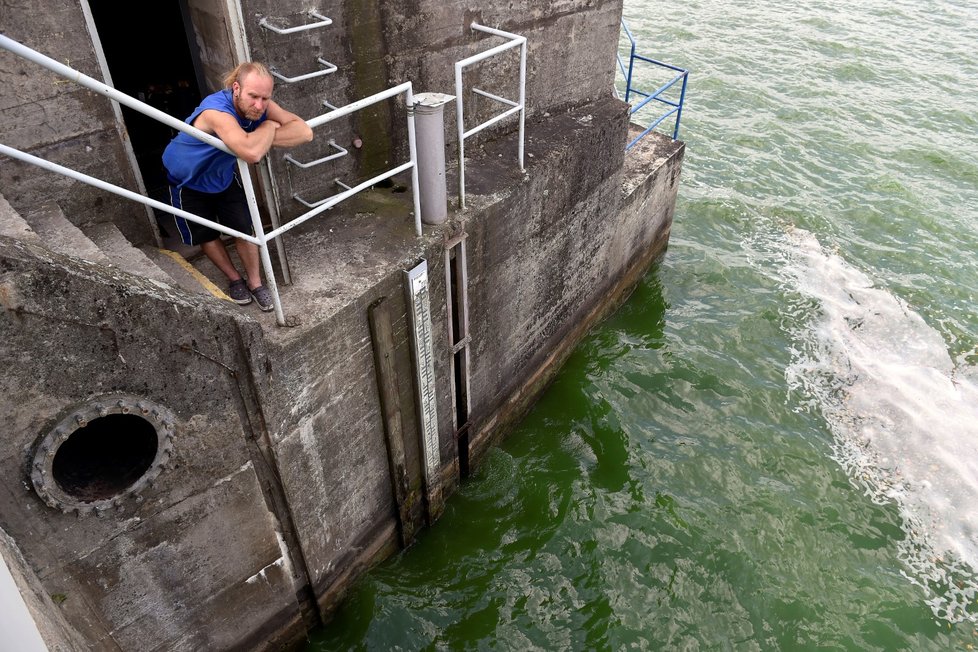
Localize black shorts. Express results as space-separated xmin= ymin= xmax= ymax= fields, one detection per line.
xmin=168 ymin=179 xmax=254 ymax=246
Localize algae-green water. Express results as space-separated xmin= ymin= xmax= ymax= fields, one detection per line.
xmin=306 ymin=0 xmax=978 ymax=648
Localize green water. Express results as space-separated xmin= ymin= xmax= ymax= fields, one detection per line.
xmin=307 ymin=1 xmax=978 ymax=648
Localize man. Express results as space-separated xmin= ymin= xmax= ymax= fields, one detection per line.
xmin=162 ymin=62 xmax=313 ymax=311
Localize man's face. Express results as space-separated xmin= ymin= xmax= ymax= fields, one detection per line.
xmin=233 ymin=72 xmax=273 ymax=121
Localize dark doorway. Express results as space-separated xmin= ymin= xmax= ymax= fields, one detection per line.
xmin=88 ymin=0 xmax=203 ymax=206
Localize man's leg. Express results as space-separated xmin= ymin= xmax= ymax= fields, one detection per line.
xmin=200 ymin=238 xmax=244 ymax=283
xmin=235 ymin=239 xmax=262 ymax=290
xmin=216 ymin=179 xmax=273 ymax=311
xmin=236 ymin=239 xmax=274 ymax=312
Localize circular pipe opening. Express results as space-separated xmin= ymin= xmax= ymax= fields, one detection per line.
xmin=52 ymin=414 xmax=158 ymax=502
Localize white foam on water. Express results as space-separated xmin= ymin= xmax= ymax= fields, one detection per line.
xmin=771 ymin=227 xmax=978 ymax=623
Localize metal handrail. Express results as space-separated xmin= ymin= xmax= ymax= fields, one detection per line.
xmin=0 ymin=144 xmax=259 ymax=246
xmin=617 ymin=19 xmax=689 ymax=149
xmin=259 ymin=10 xmax=333 ymax=35
xmin=0 ymin=34 xmax=423 ymax=327
xmin=454 ymin=22 xmax=527 ymax=210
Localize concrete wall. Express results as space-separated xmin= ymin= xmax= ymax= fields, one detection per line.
xmin=255 ymin=272 xmax=442 ymax=613
xmin=239 ymin=0 xmax=623 ymax=220
xmin=0 ymin=238 xmax=308 ymax=650
xmin=0 ymin=2 xmax=146 ymax=242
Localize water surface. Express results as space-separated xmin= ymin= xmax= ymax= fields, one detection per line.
xmin=307 ymin=1 xmax=978 ymax=648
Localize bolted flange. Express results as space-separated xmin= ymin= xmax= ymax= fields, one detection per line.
xmin=30 ymin=394 xmax=177 ymax=517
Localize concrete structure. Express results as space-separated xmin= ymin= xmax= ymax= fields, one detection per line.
xmin=1 ymin=1 xmax=684 ymax=649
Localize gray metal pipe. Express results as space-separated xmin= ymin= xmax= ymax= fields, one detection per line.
xmin=412 ymin=93 xmax=455 ymax=225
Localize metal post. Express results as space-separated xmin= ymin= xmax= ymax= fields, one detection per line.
xmin=405 ymin=85 xmax=424 ymax=237
xmin=674 ymin=73 xmax=689 ymax=140
xmin=258 ymin=161 xmax=291 ymax=285
xmin=518 ymin=40 xmax=526 ymax=171
xmin=454 ymin=63 xmax=467 ymax=211
xmin=236 ymin=160 xmax=286 ymax=325
xmin=412 ymin=93 xmax=455 ymax=225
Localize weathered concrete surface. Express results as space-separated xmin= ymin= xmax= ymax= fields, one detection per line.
xmin=453 ymin=112 xmax=684 ymax=463
xmin=0 ymin=237 xmax=309 ymax=650
xmin=239 ymin=0 xmax=623 ymax=222
xmin=466 ymin=125 xmax=684 ymax=462
xmin=0 ymin=2 xmax=146 ymax=243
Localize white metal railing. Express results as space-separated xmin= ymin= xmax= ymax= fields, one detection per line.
xmin=286 ymin=82 xmax=422 ymax=224
xmin=454 ymin=23 xmax=527 ymax=210
xmin=0 ymin=33 xmax=423 ymax=327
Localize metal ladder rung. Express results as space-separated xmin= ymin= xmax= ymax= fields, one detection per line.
xmin=271 ymin=58 xmax=337 ymax=84
xmin=292 ymin=179 xmax=351 ymax=208
xmin=260 ymin=10 xmax=332 ymax=35
xmin=284 ymin=139 xmax=348 ymax=169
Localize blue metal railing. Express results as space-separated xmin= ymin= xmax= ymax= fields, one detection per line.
xmin=617 ymin=19 xmax=689 ymax=150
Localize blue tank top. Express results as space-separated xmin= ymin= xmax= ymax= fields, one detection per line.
xmin=162 ymin=89 xmax=267 ymax=193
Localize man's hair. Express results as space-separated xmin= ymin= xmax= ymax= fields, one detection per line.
xmin=223 ymin=62 xmax=272 ymax=89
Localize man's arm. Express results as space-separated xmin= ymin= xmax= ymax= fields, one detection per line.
xmin=266 ymin=100 xmax=314 ymax=147
xmin=196 ymin=109 xmax=280 ymax=164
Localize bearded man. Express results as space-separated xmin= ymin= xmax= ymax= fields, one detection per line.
xmin=162 ymin=62 xmax=313 ymax=311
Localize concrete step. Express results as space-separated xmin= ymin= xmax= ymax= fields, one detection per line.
xmin=0 ymin=192 xmax=42 ymax=245
xmin=140 ymin=246 xmax=232 ymax=302
xmin=83 ymin=222 xmax=174 ymax=285
xmin=21 ymin=201 xmax=110 ymax=265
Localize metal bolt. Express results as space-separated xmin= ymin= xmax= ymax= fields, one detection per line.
xmin=96 ymin=404 xmax=107 ymax=417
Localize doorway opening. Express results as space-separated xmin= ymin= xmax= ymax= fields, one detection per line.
xmin=88 ymin=0 xmax=204 ymax=211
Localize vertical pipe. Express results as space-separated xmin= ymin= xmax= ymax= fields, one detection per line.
xmin=454 ymin=63 xmax=466 ymax=210
xmin=405 ymin=85 xmax=423 ymax=236
xmin=674 ymin=72 xmax=689 ymax=140
xmin=625 ymin=24 xmax=636 ymax=103
xmin=413 ymin=93 xmax=454 ymax=225
xmin=237 ymin=160 xmax=285 ymax=325
xmin=518 ymin=39 xmax=526 ymax=171
xmin=258 ymin=161 xmax=291 ymax=285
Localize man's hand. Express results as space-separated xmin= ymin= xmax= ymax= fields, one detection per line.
xmin=196 ymin=110 xmax=279 ymax=164
xmin=266 ymin=101 xmax=314 ymax=147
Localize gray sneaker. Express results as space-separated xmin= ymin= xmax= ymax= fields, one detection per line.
xmin=227 ymin=279 xmax=252 ymax=305
xmin=251 ymin=285 xmax=274 ymax=312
